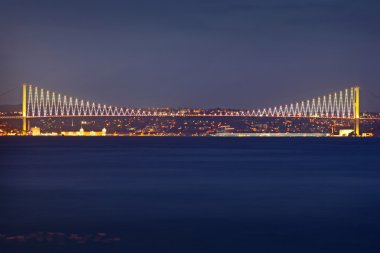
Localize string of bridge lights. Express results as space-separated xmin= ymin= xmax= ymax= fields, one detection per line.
xmin=26 ymin=85 xmax=355 ymax=118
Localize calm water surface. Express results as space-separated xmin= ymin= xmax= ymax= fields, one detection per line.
xmin=1 ymin=137 xmax=380 ymax=252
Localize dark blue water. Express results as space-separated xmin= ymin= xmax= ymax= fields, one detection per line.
xmin=1 ymin=137 xmax=380 ymax=253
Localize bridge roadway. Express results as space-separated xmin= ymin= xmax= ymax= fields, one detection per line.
xmin=1 ymin=115 xmax=379 ymax=120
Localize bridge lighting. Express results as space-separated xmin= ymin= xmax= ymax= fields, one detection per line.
xmin=19 ymin=83 xmax=360 ymax=132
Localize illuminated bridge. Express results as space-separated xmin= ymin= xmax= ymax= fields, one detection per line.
xmin=2 ymin=83 xmax=362 ymax=135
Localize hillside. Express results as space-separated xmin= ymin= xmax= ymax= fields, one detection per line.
xmin=0 ymin=104 xmax=21 ymax=112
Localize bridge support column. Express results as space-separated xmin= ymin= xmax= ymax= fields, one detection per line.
xmin=354 ymin=85 xmax=360 ymax=136
xmin=22 ymin=83 xmax=27 ymax=135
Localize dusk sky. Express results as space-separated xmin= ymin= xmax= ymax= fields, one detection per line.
xmin=1 ymin=0 xmax=380 ymax=110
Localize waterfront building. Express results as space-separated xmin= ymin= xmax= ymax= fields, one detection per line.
xmin=31 ymin=127 xmax=41 ymax=136
xmin=61 ymin=127 xmax=107 ymax=136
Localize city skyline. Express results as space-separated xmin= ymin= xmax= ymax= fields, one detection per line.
xmin=2 ymin=83 xmax=376 ymax=137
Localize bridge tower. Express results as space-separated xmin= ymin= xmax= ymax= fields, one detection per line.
xmin=22 ymin=83 xmax=27 ymax=134
xmin=353 ymin=85 xmax=360 ymax=136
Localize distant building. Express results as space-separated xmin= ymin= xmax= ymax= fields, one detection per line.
xmin=217 ymin=125 xmax=235 ymax=133
xmin=31 ymin=127 xmax=41 ymax=136
xmin=61 ymin=127 xmax=107 ymax=136
xmin=339 ymin=129 xmax=354 ymax=137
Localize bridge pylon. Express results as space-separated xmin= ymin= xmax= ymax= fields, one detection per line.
xmin=354 ymin=85 xmax=360 ymax=136
xmin=22 ymin=83 xmax=27 ymax=135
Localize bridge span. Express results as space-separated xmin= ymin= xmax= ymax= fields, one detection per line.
xmin=1 ymin=83 xmax=363 ymax=136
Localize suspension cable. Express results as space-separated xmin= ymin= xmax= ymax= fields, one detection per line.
xmin=0 ymin=85 xmax=19 ymax=98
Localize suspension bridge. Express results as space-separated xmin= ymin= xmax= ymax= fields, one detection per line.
xmin=1 ymin=83 xmax=361 ymax=136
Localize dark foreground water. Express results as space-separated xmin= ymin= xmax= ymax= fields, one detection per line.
xmin=1 ymin=137 xmax=380 ymax=253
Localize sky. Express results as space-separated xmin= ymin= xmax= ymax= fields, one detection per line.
xmin=1 ymin=0 xmax=380 ymax=110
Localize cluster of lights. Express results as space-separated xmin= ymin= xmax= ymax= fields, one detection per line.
xmin=243 ymin=88 xmax=355 ymax=118
xmin=26 ymin=85 xmax=355 ymax=119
